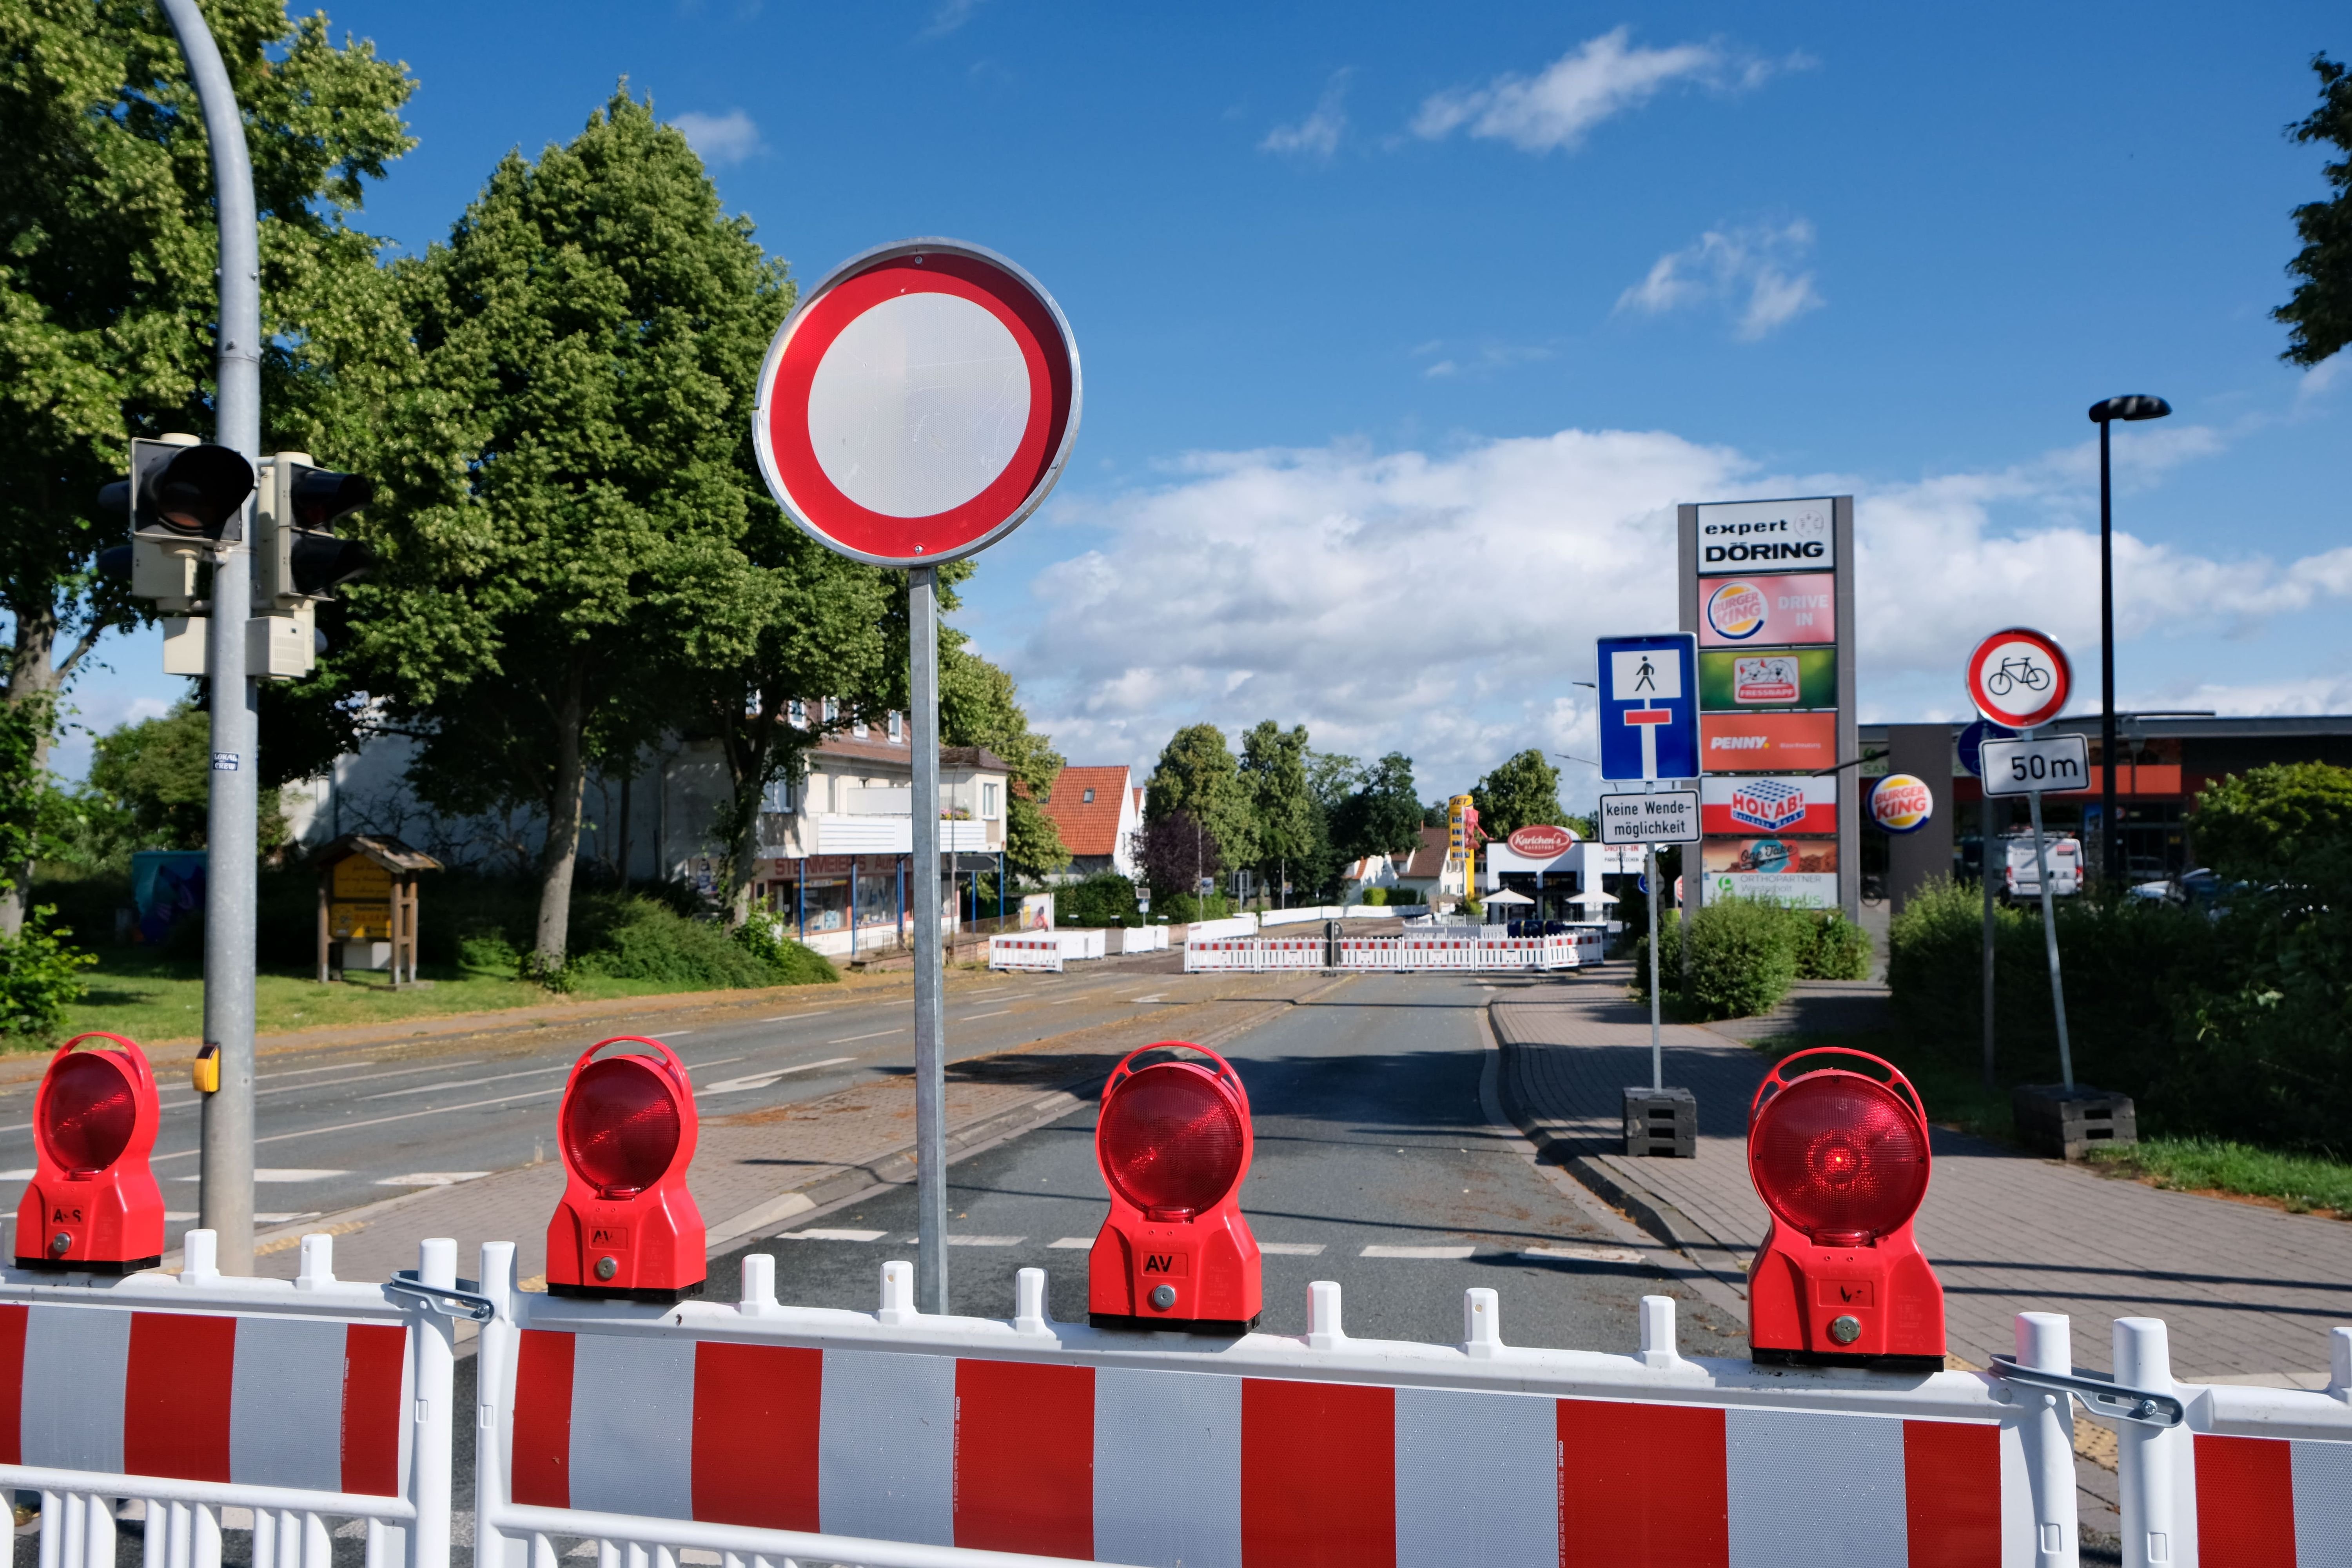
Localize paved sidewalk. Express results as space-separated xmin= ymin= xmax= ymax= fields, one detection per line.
xmin=242 ymin=972 xmax=1343 ymax=1289
xmin=1492 ymin=969 xmax=2352 ymax=1384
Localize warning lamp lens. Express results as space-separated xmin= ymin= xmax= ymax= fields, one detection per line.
xmin=1098 ymin=1062 xmax=1245 ymax=1216
xmin=41 ymin=1052 xmax=137 ymax=1175
xmin=1751 ymin=1073 xmax=1928 ymax=1243
xmin=561 ymin=1057 xmax=681 ymax=1197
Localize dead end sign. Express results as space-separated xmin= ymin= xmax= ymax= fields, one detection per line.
xmin=752 ymin=239 xmax=1080 ymax=568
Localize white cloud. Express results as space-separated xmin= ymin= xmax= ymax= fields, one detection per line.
xmin=1617 ymin=219 xmax=1824 ymax=340
xmin=1412 ymin=27 xmax=1802 ymax=153
xmin=1261 ymin=73 xmax=1350 ymax=162
xmin=999 ymin=421 xmax=2351 ymax=795
xmin=671 ymin=109 xmax=762 ymax=167
xmin=918 ymin=0 xmax=983 ymax=39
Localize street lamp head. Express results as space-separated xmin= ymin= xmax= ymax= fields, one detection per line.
xmin=2088 ymin=395 xmax=2172 ymax=423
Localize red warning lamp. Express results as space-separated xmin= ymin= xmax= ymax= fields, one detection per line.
xmin=1747 ymin=1047 xmax=1945 ymax=1370
xmin=1089 ymin=1042 xmax=1262 ymax=1333
xmin=16 ymin=1033 xmax=164 ymax=1272
xmin=547 ymin=1037 xmax=705 ymax=1302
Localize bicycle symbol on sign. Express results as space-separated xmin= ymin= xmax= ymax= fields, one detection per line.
xmin=1984 ymin=656 xmax=2052 ymax=698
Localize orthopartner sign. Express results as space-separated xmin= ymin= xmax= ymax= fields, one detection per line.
xmin=1694 ymin=497 xmax=1835 ymax=575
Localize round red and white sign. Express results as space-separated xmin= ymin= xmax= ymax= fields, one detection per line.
xmin=1866 ymin=774 xmax=1935 ymax=835
xmin=1965 ymin=627 xmax=2071 ymax=730
xmin=752 ymin=238 xmax=1080 ymax=567
xmin=1506 ymin=824 xmax=1577 ymax=858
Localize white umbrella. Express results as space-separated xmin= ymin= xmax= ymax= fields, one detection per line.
xmin=1482 ymin=887 xmax=1534 ymax=906
xmin=1568 ymin=889 xmax=1618 ymax=906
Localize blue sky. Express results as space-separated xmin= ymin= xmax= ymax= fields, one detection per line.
xmin=63 ymin=2 xmax=2352 ymax=806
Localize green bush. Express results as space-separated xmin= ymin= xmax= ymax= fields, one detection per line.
xmin=0 ymin=907 xmax=99 ymax=1039
xmin=1356 ymin=886 xmax=1389 ymax=906
xmin=1054 ymin=873 xmax=1141 ymax=928
xmin=1682 ymin=898 xmax=1801 ymax=1019
xmin=571 ymin=897 xmax=829 ymax=989
xmin=733 ymin=913 xmax=840 ymax=985
xmin=1794 ymin=911 xmax=1872 ymax=981
xmin=1157 ymin=890 xmax=1231 ymax=924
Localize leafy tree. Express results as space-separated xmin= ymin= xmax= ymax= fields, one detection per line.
xmin=1471 ymin=749 xmax=1566 ymax=838
xmin=82 ymin=703 xmax=287 ymax=853
xmin=2190 ymin=761 xmax=2352 ymax=880
xmin=1145 ymin=724 xmax=1255 ymax=872
xmin=350 ymin=92 xmax=779 ymax=971
xmin=1240 ymin=720 xmax=1318 ymax=901
xmin=1134 ymin=808 xmax=1220 ymax=904
xmin=1330 ymin=751 xmax=1422 ymax=860
xmin=941 ymin=640 xmax=1068 ymax=882
xmin=0 ymin=0 xmax=414 ymax=930
xmin=2277 ymin=54 xmax=2352 ymax=367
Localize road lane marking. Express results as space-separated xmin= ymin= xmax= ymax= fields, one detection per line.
xmin=699 ymin=1057 xmax=857 ymax=1095
xmin=941 ymin=1236 xmax=1023 ymax=1247
xmin=377 ymin=1172 xmax=490 ymax=1188
xmin=1520 ymin=1244 xmax=1647 ymax=1265
xmin=172 ymin=1169 xmax=346 ymax=1183
xmin=829 ymin=1029 xmax=904 ymax=1044
xmin=760 ymin=1013 xmax=832 ymax=1022
xmin=1258 ymin=1242 xmax=1327 ymax=1256
xmin=151 ymin=1082 xmax=571 ymax=1161
xmin=360 ymin=1062 xmax=571 ymax=1101
xmin=688 ymin=1056 xmax=747 ymax=1071
xmin=260 ymin=1061 xmax=380 ymax=1079
xmin=963 ymin=1009 xmax=1012 ymax=1020
xmin=22 ymin=1059 xmax=483 ymax=1129
xmin=649 ymin=1031 xmax=695 ymax=1039
xmin=784 ymin=1229 xmax=886 ymax=1242
xmin=1360 ymin=1245 xmax=1476 ymax=1260
xmin=1047 ymin=1237 xmax=1093 ymax=1249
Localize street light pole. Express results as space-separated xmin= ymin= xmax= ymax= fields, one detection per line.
xmin=159 ymin=0 xmax=260 ymax=1274
xmin=2087 ymin=394 xmax=2171 ymax=889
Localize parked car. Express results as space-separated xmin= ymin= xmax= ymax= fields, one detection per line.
xmin=2004 ymin=835 xmax=2082 ymax=898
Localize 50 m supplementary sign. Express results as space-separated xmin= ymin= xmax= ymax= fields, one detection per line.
xmin=1599 ymin=791 xmax=1700 ymax=846
xmin=1979 ymin=734 xmax=2090 ymax=798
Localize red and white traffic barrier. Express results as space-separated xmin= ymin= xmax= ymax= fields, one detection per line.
xmin=2091 ymin=1316 xmax=2352 ymax=1568
xmin=987 ymin=936 xmax=1062 ymax=973
xmin=0 ymin=1231 xmax=461 ymax=1568
xmin=474 ymin=1245 xmax=2067 ymax=1568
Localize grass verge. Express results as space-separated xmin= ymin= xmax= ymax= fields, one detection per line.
xmin=2085 ymin=1139 xmax=2352 ymax=1218
xmin=42 ymin=946 xmax=836 ymax=1052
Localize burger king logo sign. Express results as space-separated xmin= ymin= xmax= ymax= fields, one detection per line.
xmin=1705 ymin=580 xmax=1768 ymax=641
xmin=1867 ymin=774 xmax=1935 ymax=835
xmin=1506 ymin=824 xmax=1577 ymax=859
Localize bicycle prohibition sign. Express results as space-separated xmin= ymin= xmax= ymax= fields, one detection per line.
xmin=1966 ymin=627 xmax=2071 ymax=730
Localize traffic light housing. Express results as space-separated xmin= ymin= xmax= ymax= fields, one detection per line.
xmin=15 ymin=1033 xmax=165 ymax=1274
xmin=1746 ymin=1047 xmax=1945 ymax=1371
xmin=546 ymin=1036 xmax=706 ymax=1303
xmin=96 ymin=434 xmax=256 ymax=612
xmin=1088 ymin=1041 xmax=1263 ymax=1334
xmin=257 ymin=452 xmax=374 ymax=608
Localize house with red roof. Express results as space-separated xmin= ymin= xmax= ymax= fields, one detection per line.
xmin=1039 ymin=765 xmax=1142 ymax=881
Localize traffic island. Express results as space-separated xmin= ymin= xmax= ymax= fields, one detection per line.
xmin=2013 ymin=1083 xmax=2137 ymax=1161
xmin=1622 ymin=1085 xmax=1697 ymax=1157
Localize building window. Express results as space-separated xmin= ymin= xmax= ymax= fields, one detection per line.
xmin=1081 ymin=787 xmax=1094 ymax=804
xmin=982 ymin=783 xmax=1000 ymax=820
xmin=788 ymin=699 xmax=808 ymax=728
xmin=760 ymin=777 xmax=795 ymax=814
xmin=887 ymin=710 xmax=903 ymax=742
xmin=822 ymin=697 xmax=839 ymax=724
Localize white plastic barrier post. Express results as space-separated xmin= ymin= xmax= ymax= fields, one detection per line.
xmin=0 ymin=1231 xmax=461 ymax=1568
xmin=475 ymin=1246 xmax=2064 ymax=1568
xmin=2101 ymin=1318 xmax=2352 ymax=1568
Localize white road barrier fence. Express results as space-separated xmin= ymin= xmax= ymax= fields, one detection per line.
xmin=987 ymin=936 xmax=1063 ymax=973
xmin=0 ymin=1231 xmax=460 ymax=1568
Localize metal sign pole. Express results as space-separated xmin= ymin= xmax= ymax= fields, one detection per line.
xmin=1981 ymin=791 xmax=1998 ymax=1092
xmin=160 ymin=0 xmax=258 ymax=1274
xmin=1645 ymin=840 xmax=1662 ymax=1092
xmin=909 ymin=566 xmax=948 ymax=1314
xmin=2023 ymin=779 xmax=2074 ymax=1090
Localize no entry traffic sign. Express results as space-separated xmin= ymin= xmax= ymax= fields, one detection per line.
xmin=753 ymin=239 xmax=1081 ymax=567
xmin=1965 ymin=627 xmax=2071 ymax=731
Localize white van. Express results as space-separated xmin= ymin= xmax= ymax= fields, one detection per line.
xmin=2005 ymin=835 xmax=2083 ymax=898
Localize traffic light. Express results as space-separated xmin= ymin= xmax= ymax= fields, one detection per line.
xmin=96 ymin=434 xmax=257 ymax=612
xmin=1088 ymin=1041 xmax=1262 ymax=1333
xmin=1746 ymin=1047 xmax=1945 ymax=1370
xmin=15 ymin=1033 xmax=164 ymax=1273
xmin=547 ymin=1037 xmax=706 ymax=1302
xmin=256 ymin=452 xmax=374 ymax=608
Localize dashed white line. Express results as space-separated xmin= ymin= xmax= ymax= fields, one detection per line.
xmin=1360 ymin=1244 xmax=1477 ymax=1260
xmin=1047 ymin=1237 xmax=1094 ymax=1249
xmin=377 ymin=1172 xmax=489 ymax=1188
xmin=829 ymin=1029 xmax=905 ymax=1044
xmin=1258 ymin=1242 xmax=1327 ymax=1256
xmin=699 ymin=1058 xmax=857 ymax=1095
xmin=784 ymin=1228 xmax=887 ymax=1243
xmin=942 ymin=1236 xmax=1023 ymax=1247
xmin=963 ymin=1009 xmax=1012 ymax=1020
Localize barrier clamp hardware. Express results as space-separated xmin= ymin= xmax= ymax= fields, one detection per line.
xmin=388 ymin=1269 xmax=499 ymax=1323
xmin=1988 ymin=1355 xmax=2185 ymax=1427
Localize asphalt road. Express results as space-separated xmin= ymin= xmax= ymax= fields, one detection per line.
xmin=713 ymin=970 xmax=1750 ymax=1358
xmin=0 ymin=958 xmax=1185 ymax=1257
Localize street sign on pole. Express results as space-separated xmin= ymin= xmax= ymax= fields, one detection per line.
xmin=1979 ymin=734 xmax=2089 ymax=797
xmin=752 ymin=240 xmax=1080 ymax=1316
xmin=1956 ymin=717 xmax=2016 ymax=778
xmin=1597 ymin=634 xmax=1699 ymax=782
xmin=1965 ymin=627 xmax=2071 ymax=731
xmin=1598 ymin=791 xmax=1700 ymax=845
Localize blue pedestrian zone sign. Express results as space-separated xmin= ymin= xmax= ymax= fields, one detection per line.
xmin=1598 ymin=633 xmax=1699 ymax=782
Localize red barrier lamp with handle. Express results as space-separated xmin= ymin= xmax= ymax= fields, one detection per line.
xmin=1089 ymin=1042 xmax=1262 ymax=1333
xmin=1747 ymin=1047 xmax=1945 ymax=1370
xmin=548 ymin=1037 xmax=705 ymax=1302
xmin=17 ymin=1033 xmax=163 ymax=1272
